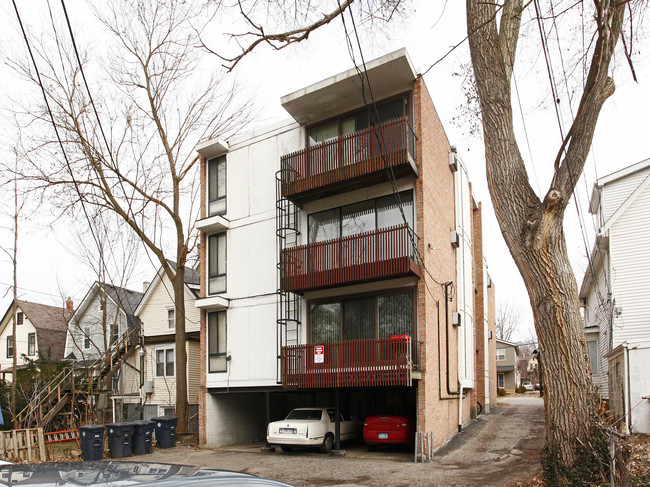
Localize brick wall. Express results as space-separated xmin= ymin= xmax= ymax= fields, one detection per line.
xmin=471 ymin=200 xmax=486 ymax=414
xmin=414 ymin=76 xmax=471 ymax=448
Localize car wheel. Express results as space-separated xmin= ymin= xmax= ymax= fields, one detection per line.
xmin=319 ymin=434 xmax=334 ymax=454
xmin=280 ymin=445 xmax=293 ymax=452
xmin=366 ymin=444 xmax=377 ymax=452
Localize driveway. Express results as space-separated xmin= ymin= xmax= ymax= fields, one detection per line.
xmin=135 ymin=394 xmax=545 ymax=486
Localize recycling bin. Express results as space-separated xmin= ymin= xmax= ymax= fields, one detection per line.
xmin=152 ymin=416 xmax=178 ymax=448
xmin=105 ymin=422 xmax=135 ymax=458
xmin=132 ymin=420 xmax=155 ymax=455
xmin=79 ymin=424 xmax=104 ymax=461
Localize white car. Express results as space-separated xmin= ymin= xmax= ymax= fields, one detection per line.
xmin=522 ymin=381 xmax=534 ymax=391
xmin=267 ymin=407 xmax=361 ymax=453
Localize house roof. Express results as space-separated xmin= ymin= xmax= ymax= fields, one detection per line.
xmin=98 ymin=282 xmax=144 ymax=330
xmin=589 ymin=157 xmax=650 ymax=213
xmin=0 ymin=300 xmax=72 ymax=361
xmin=136 ymin=261 xmax=199 ymax=316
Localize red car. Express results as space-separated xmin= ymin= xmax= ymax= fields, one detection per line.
xmin=363 ymin=415 xmax=415 ymax=450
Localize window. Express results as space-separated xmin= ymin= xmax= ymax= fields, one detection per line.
xmin=16 ymin=312 xmax=23 ymax=326
xmin=208 ymin=156 xmax=226 ymax=216
xmin=28 ymin=333 xmax=35 ymax=356
xmin=498 ymin=373 xmax=505 ymax=388
xmin=6 ymin=336 xmax=13 ymax=358
xmin=587 ymin=340 xmax=598 ymax=374
xmin=497 ymin=348 xmax=506 ymax=361
xmin=307 ymin=191 xmax=414 ymax=245
xmin=83 ymin=327 xmax=91 ymax=350
xmin=208 ymin=233 xmax=227 ymax=294
xmin=309 ymin=290 xmax=414 ymax=343
xmin=158 ymin=406 xmax=175 ymax=417
xmin=166 ymin=308 xmax=175 ymax=330
xmin=155 ymin=347 xmax=175 ymax=377
xmin=208 ymin=311 xmax=227 ymax=372
xmin=308 ymin=97 xmax=409 ymax=147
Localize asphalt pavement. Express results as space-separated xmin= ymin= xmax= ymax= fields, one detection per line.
xmin=134 ymin=393 xmax=545 ymax=486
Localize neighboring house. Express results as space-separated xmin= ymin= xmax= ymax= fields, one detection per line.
xmin=0 ymin=299 xmax=72 ymax=380
xmin=496 ymin=339 xmax=520 ymax=391
xmin=64 ymin=282 xmax=143 ymax=363
xmin=195 ymin=48 xmax=497 ymax=450
xmin=580 ymin=157 xmax=650 ymax=434
xmin=517 ymin=354 xmax=539 ymax=384
xmin=122 ymin=263 xmax=201 ymax=429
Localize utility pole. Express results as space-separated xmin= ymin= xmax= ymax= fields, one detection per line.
xmin=11 ymin=157 xmax=18 ymax=428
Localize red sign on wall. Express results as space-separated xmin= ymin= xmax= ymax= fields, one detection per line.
xmin=314 ymin=345 xmax=324 ymax=364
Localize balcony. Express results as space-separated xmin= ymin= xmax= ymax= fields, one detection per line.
xmin=282 ymin=337 xmax=418 ymax=389
xmin=280 ymin=117 xmax=417 ymax=204
xmin=281 ymin=224 xmax=420 ymax=293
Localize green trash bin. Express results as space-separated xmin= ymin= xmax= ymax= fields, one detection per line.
xmin=79 ymin=425 xmax=104 ymax=461
xmin=105 ymin=422 xmax=135 ymax=458
xmin=152 ymin=416 xmax=178 ymax=448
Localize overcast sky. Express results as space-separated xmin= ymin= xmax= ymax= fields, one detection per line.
xmin=1 ymin=1 xmax=648 ymax=343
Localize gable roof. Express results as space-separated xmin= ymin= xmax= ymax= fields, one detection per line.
xmin=589 ymin=157 xmax=650 ymax=213
xmin=71 ymin=281 xmax=144 ymax=331
xmin=136 ymin=261 xmax=199 ymax=316
xmin=600 ymin=172 xmax=650 ymax=235
xmin=0 ymin=300 xmax=72 ymax=360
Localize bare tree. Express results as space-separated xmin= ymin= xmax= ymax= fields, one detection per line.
xmin=196 ymin=0 xmax=641 ymax=480
xmin=495 ymin=300 xmax=522 ymax=341
xmin=9 ymin=0 xmax=252 ymax=431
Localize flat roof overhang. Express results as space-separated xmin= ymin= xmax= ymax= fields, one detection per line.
xmin=281 ymin=48 xmax=417 ymax=125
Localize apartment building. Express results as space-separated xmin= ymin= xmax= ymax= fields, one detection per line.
xmin=195 ymin=49 xmax=496 ymax=450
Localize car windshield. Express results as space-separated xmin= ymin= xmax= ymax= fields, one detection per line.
xmin=286 ymin=409 xmax=322 ymax=420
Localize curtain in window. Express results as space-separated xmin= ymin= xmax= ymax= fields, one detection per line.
xmin=310 ymin=303 xmax=341 ymax=343
xmin=378 ymin=292 xmax=413 ymax=338
xmin=308 ymin=121 xmax=338 ymax=147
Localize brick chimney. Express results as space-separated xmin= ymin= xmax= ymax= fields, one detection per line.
xmin=66 ymin=297 xmax=74 ymax=312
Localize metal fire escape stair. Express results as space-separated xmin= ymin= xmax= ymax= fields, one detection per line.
xmin=276 ymin=169 xmax=301 ymax=384
xmin=15 ymin=328 xmax=139 ymax=430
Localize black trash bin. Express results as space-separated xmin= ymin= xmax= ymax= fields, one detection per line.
xmin=105 ymin=422 xmax=135 ymax=458
xmin=152 ymin=416 xmax=178 ymax=448
xmin=132 ymin=420 xmax=155 ymax=455
xmin=79 ymin=425 xmax=104 ymax=461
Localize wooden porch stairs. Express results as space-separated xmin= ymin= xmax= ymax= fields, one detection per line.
xmin=15 ymin=327 xmax=139 ymax=430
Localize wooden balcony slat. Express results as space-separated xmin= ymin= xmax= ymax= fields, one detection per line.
xmin=281 ymin=337 xmax=415 ymax=389
xmin=280 ymin=118 xmax=416 ymax=202
xmin=281 ymin=224 xmax=419 ymax=293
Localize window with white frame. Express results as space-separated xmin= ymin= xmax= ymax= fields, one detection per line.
xmin=497 ymin=348 xmax=506 ymax=361
xmin=83 ymin=327 xmax=91 ymax=350
xmin=6 ymin=336 xmax=13 ymax=358
xmin=166 ymin=308 xmax=175 ymax=330
xmin=208 ymin=156 xmax=226 ymax=216
xmin=208 ymin=311 xmax=227 ymax=372
xmin=497 ymin=373 xmax=505 ymax=388
xmin=155 ymin=346 xmax=175 ymax=377
xmin=28 ymin=333 xmax=36 ymax=356
xmin=208 ymin=233 xmax=227 ymax=294
xmin=158 ymin=406 xmax=175 ymax=417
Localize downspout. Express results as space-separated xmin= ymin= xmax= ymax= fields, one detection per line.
xmin=440 ymin=282 xmax=459 ymax=398
xmin=623 ymin=344 xmax=631 ymax=435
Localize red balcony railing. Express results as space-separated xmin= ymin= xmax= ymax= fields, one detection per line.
xmin=281 ymin=224 xmax=420 ymax=293
xmin=280 ymin=117 xmax=417 ymax=203
xmin=282 ymin=337 xmax=417 ymax=389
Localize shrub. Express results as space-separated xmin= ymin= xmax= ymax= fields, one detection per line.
xmin=515 ymin=385 xmax=527 ymax=393
xmin=497 ymin=388 xmax=507 ymax=396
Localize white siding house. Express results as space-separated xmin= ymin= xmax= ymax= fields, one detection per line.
xmin=123 ymin=263 xmax=201 ymax=427
xmin=580 ymin=157 xmax=650 ymax=434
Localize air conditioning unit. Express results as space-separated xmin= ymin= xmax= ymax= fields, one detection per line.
xmin=142 ymin=381 xmax=154 ymax=394
xmin=450 ymin=230 xmax=460 ymax=248
xmin=452 ymin=312 xmax=461 ymax=327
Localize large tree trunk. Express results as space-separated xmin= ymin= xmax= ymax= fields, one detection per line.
xmin=466 ymin=0 xmax=625 ymax=476
xmin=172 ymin=264 xmax=189 ymax=433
